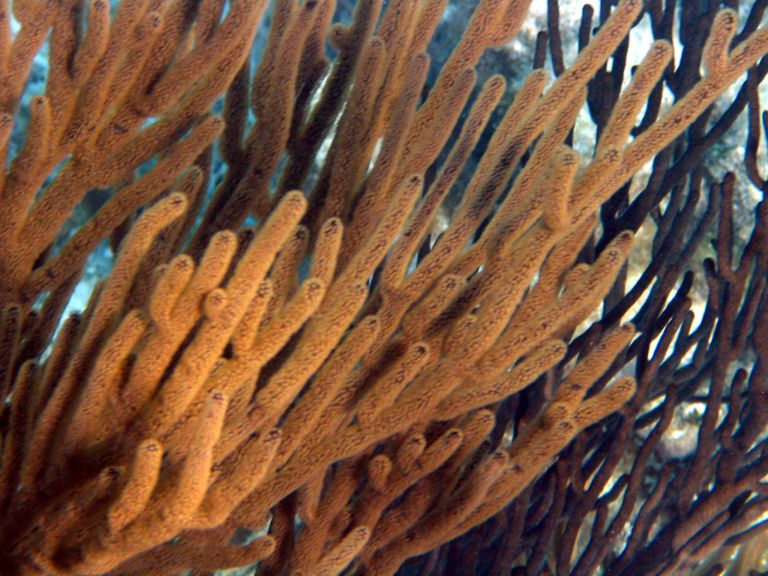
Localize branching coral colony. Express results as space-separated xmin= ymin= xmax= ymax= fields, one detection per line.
xmin=1 ymin=0 xmax=768 ymax=575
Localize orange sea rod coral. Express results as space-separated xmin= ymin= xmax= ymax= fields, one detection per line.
xmin=2 ymin=0 xmax=768 ymax=575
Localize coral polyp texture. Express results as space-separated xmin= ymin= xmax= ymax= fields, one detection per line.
xmin=2 ymin=0 xmax=768 ymax=575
